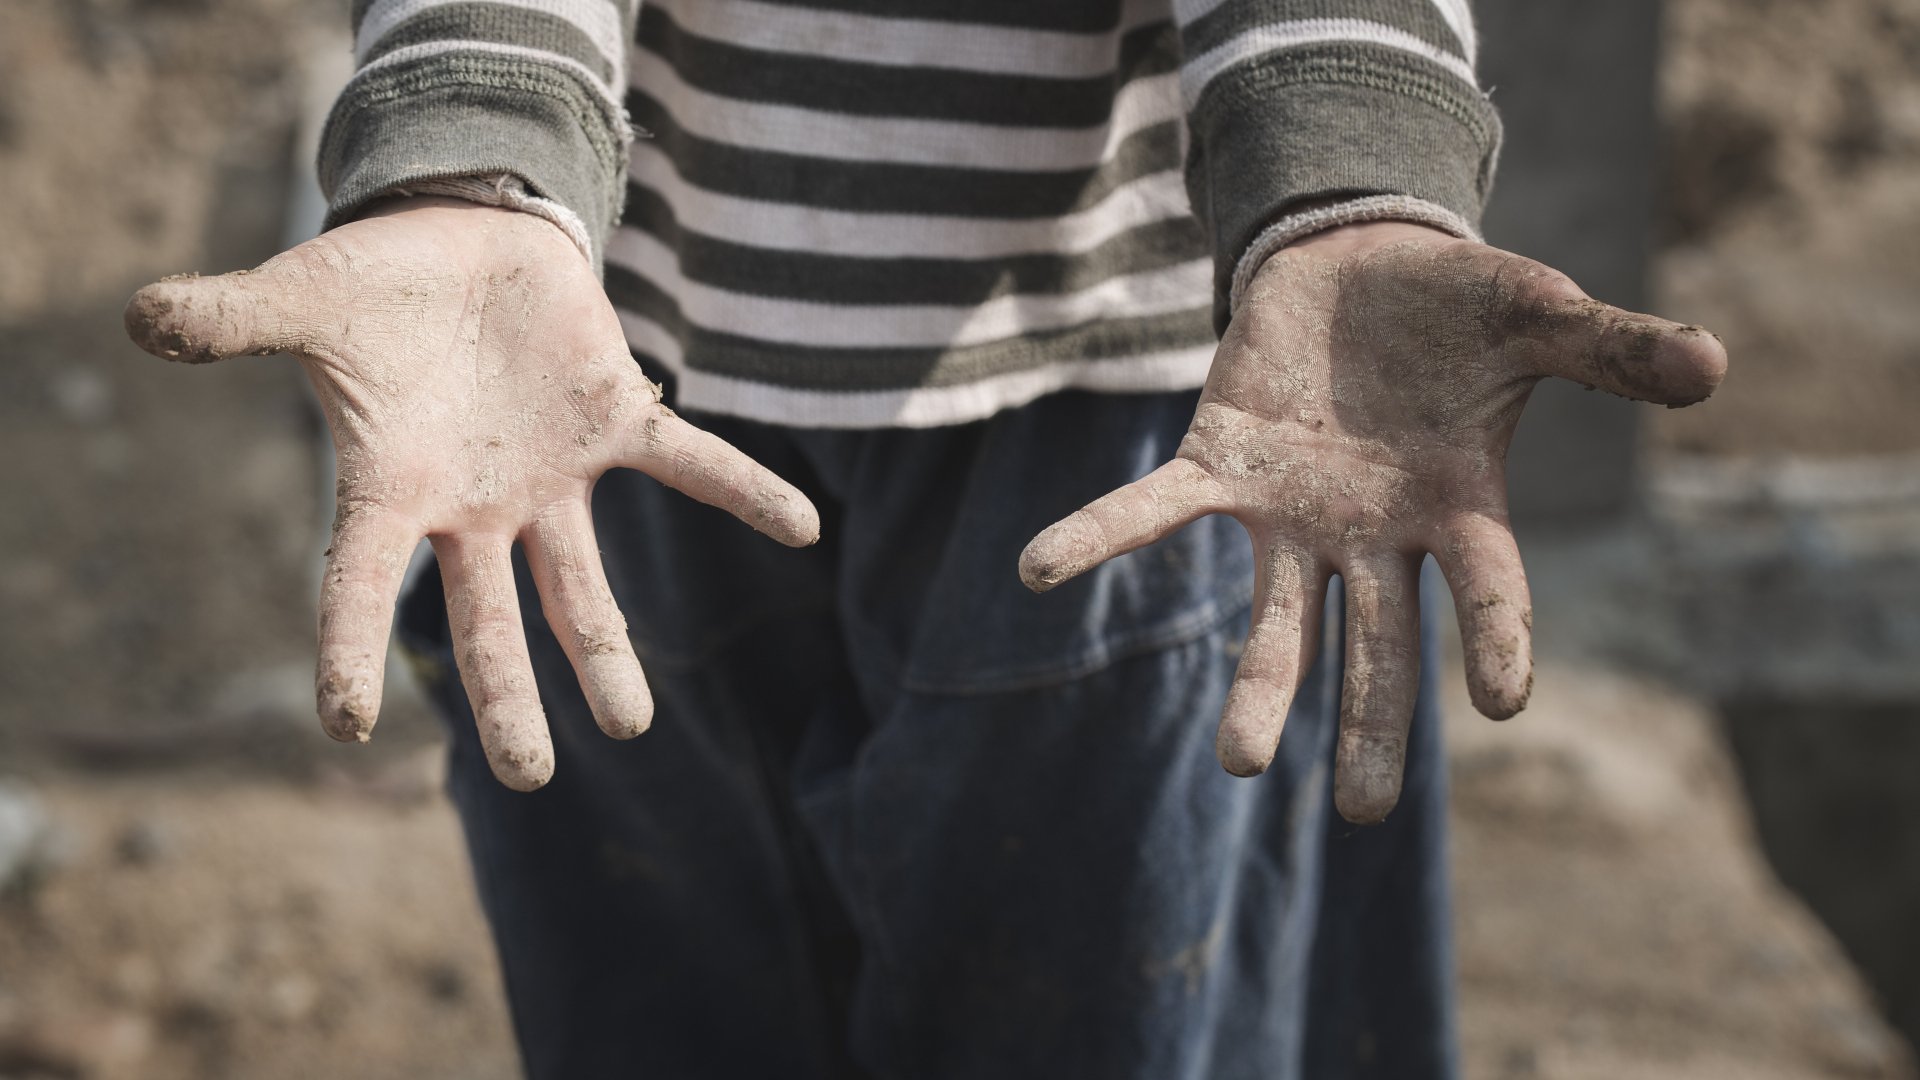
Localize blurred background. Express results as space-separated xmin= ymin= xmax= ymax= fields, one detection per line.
xmin=2 ymin=0 xmax=1918 ymax=1076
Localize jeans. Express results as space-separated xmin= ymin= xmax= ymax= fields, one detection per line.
xmin=397 ymin=386 xmax=1457 ymax=1080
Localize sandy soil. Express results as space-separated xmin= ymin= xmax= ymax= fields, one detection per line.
xmin=1648 ymin=0 xmax=1920 ymax=455
xmin=1448 ymin=662 xmax=1910 ymax=1079
xmin=2 ymin=655 xmax=1909 ymax=1080
xmin=0 ymin=762 xmax=518 ymax=1080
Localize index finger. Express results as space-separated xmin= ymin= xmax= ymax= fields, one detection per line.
xmin=622 ymin=408 xmax=820 ymax=548
xmin=524 ymin=503 xmax=654 ymax=741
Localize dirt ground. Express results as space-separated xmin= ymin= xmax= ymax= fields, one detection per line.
xmin=1649 ymin=0 xmax=1920 ymax=455
xmin=3 ymin=655 xmax=1912 ymax=1080
xmin=2 ymin=0 xmax=1917 ymax=1076
xmin=0 ymin=766 xmax=519 ymax=1080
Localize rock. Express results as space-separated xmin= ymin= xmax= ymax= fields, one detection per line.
xmin=421 ymin=960 xmax=469 ymax=1005
xmin=0 ymin=1007 xmax=154 ymax=1080
xmin=46 ymin=367 xmax=113 ymax=425
xmin=0 ymin=781 xmax=53 ymax=897
xmin=263 ymin=974 xmax=319 ymax=1024
xmin=116 ymin=818 xmax=175 ymax=866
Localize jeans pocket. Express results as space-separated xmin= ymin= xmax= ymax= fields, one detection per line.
xmin=896 ymin=509 xmax=1256 ymax=695
xmin=878 ymin=389 xmax=1257 ymax=696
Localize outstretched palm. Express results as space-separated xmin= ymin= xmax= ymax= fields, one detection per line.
xmin=1021 ymin=222 xmax=1725 ymax=823
xmin=125 ymin=198 xmax=819 ymax=790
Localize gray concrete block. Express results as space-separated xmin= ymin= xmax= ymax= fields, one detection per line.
xmin=1476 ymin=0 xmax=1663 ymax=527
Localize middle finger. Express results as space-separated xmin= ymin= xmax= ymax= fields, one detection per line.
xmin=436 ymin=535 xmax=556 ymax=791
xmin=1333 ymin=553 xmax=1423 ymax=824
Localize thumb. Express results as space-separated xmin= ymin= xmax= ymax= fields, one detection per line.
xmin=123 ymin=263 xmax=309 ymax=364
xmin=1492 ymin=259 xmax=1728 ymax=407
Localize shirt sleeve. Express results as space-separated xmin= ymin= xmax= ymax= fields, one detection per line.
xmin=316 ymin=0 xmax=640 ymax=267
xmin=1174 ymin=0 xmax=1503 ymax=330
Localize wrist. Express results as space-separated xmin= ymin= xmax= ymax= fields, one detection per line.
xmin=344 ymin=196 xmax=596 ymax=278
xmin=1229 ymin=195 xmax=1481 ymax=317
xmin=358 ymin=175 xmax=595 ymax=265
xmin=1283 ymin=219 xmax=1459 ymax=259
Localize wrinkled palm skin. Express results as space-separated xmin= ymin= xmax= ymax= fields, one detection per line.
xmin=125 ymin=205 xmax=1725 ymax=816
xmin=1021 ymin=222 xmax=1726 ymax=823
xmin=125 ymin=198 xmax=820 ymax=791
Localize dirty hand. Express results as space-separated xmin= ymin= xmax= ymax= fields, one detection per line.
xmin=1020 ymin=221 xmax=1726 ymax=823
xmin=123 ymin=197 xmax=819 ymax=791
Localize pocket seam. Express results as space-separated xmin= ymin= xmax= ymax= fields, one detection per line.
xmin=897 ymin=581 xmax=1258 ymax=697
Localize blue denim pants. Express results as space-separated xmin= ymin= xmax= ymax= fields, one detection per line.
xmin=397 ymin=387 xmax=1456 ymax=1080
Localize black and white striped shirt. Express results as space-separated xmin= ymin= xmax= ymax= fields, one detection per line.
xmin=322 ymin=0 xmax=1500 ymax=427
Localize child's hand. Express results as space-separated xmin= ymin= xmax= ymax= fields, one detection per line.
xmin=125 ymin=197 xmax=819 ymax=791
xmin=1021 ymin=222 xmax=1726 ymax=823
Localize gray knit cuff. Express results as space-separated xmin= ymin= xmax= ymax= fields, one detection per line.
xmin=380 ymin=173 xmax=595 ymax=264
xmin=1228 ymin=193 xmax=1480 ymax=317
xmin=317 ymin=51 xmax=631 ymax=268
xmin=1184 ymin=42 xmax=1502 ymax=333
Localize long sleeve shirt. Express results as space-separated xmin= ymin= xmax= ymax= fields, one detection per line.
xmin=319 ymin=0 xmax=1501 ymax=428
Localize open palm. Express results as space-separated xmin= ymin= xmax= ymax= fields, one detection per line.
xmin=1022 ymin=223 xmax=1726 ymax=823
xmin=125 ymin=198 xmax=819 ymax=790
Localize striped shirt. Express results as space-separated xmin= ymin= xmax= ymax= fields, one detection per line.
xmin=321 ymin=0 xmax=1500 ymax=428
